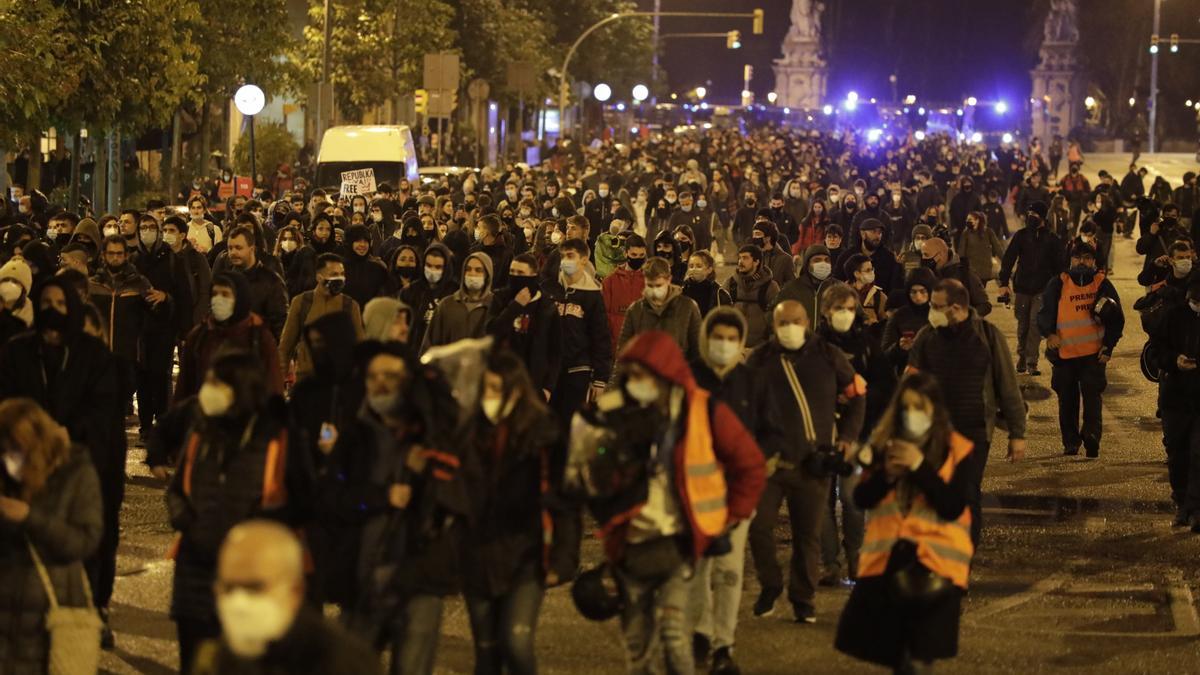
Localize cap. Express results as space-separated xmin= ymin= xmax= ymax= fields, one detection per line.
xmin=859 ymin=218 xmax=884 ymax=231
xmin=911 ymin=224 xmax=933 ymax=239
xmin=417 ymin=195 xmax=436 ymax=207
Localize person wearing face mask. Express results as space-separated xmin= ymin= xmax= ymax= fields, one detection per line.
xmin=947 ymin=176 xmax=982 ymax=235
xmin=783 ymin=179 xmax=809 ymax=231
xmin=383 ymin=244 xmax=423 ymax=297
xmin=379 ymin=213 xmax=423 ymax=263
xmin=273 ymin=224 xmax=317 ymax=298
xmin=339 ymin=225 xmax=389 ymax=309
xmin=0 ymin=279 xmax=123 ymax=648
xmin=278 ymin=254 xmax=365 ymax=382
xmin=918 ymin=236 xmax=991 ymax=317
xmin=191 ymin=521 xmax=380 ymax=674
xmin=1037 ymin=242 xmax=1125 ymax=459
xmin=422 ymin=251 xmax=495 ymax=351
xmin=469 ymin=215 xmax=514 ymax=291
xmin=584 ymin=179 xmax=615 ymax=243
xmin=545 ymin=237 xmax=612 ymax=425
xmin=908 ymin=279 xmax=1026 ymax=544
xmin=732 ymin=192 xmax=759 ymax=248
xmin=1152 ymin=278 xmax=1200 ymax=531
xmin=955 ymin=211 xmax=1005 ymax=290
xmin=0 ymin=399 xmax=103 ymax=675
xmin=667 ymin=191 xmax=708 ymax=252
xmin=882 ymin=188 xmax=915 ymax=252
xmin=565 ymin=330 xmax=764 ymax=675
xmin=998 ymin=204 xmax=1063 ymax=375
xmin=601 ymin=234 xmax=648 ymax=348
xmin=165 ymin=351 xmax=313 ymax=674
xmin=751 ymin=221 xmax=795 ymax=286
xmin=881 ymin=268 xmax=937 ymax=375
xmin=175 ymin=272 xmax=283 ymax=401
xmin=835 ymin=372 xmax=975 ymax=674
xmin=0 ymin=257 xmax=33 ymax=341
xmin=746 ymin=300 xmax=865 ymax=624
xmin=682 ymin=250 xmax=732 ymax=318
xmin=814 ymin=283 xmax=897 ymax=588
xmin=163 ymin=216 xmax=214 ymax=328
xmin=844 ymin=254 xmax=888 ymax=331
xmin=457 ymin=351 xmax=580 ymax=675
xmin=615 ymin=256 xmax=702 ymax=362
xmin=686 ymin=307 xmax=778 ymax=672
xmin=485 ymin=255 xmax=562 ymax=398
xmin=1136 ymin=209 xmax=1189 ymax=280
xmin=777 ymin=244 xmax=834 ymax=324
xmin=848 ymin=192 xmax=887 ymax=250
xmin=650 ymin=230 xmax=686 ymax=285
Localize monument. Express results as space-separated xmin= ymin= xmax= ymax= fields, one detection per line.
xmin=1030 ymin=0 xmax=1086 ymax=143
xmin=772 ymin=0 xmax=827 ymax=110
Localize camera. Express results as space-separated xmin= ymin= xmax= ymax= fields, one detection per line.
xmin=803 ymin=444 xmax=855 ymax=478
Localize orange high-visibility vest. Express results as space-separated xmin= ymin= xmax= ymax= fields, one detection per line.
xmin=1056 ymin=271 xmax=1105 ymax=359
xmin=857 ymin=432 xmax=975 ymax=589
xmin=678 ymin=389 xmax=728 ymax=538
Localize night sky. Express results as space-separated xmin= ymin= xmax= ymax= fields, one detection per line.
xmin=640 ymin=0 xmax=1041 ymax=105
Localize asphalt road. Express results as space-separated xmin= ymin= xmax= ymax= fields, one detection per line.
xmin=99 ymin=154 xmax=1200 ymax=674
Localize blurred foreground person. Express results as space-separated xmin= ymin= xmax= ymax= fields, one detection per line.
xmin=190 ymin=520 xmax=380 ymax=675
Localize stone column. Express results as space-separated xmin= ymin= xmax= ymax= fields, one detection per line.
xmin=1030 ymin=0 xmax=1085 ymax=144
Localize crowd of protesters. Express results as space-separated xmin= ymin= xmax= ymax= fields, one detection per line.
xmin=0 ymin=121 xmax=1196 ymax=674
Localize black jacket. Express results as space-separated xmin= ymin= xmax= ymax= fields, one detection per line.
xmin=281 ymin=246 xmax=318 ymax=299
xmin=1156 ymin=302 xmax=1200 ymax=412
xmin=240 ymin=262 xmax=290 ymax=340
xmin=343 ymin=251 xmax=389 ymax=309
xmin=191 ymin=607 xmax=382 ymax=675
xmin=681 ymin=277 xmax=733 ymax=319
xmin=545 ymin=275 xmax=612 ymax=385
xmin=135 ymin=240 xmax=195 ymax=337
xmin=819 ymin=321 xmax=897 ymax=440
xmin=486 ymin=288 xmax=562 ymax=394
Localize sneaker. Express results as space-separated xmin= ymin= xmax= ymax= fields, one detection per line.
xmin=693 ymin=633 xmax=712 ymax=667
xmin=1063 ymin=446 xmax=1079 ymax=456
xmin=818 ymin=570 xmax=842 ymax=587
xmin=752 ymin=587 xmax=781 ymax=618
xmin=1085 ymin=446 xmax=1099 ymax=459
xmin=793 ymin=602 xmax=817 ymax=624
xmin=1173 ymin=508 xmax=1189 ymax=527
xmin=710 ymin=646 xmax=741 ymax=675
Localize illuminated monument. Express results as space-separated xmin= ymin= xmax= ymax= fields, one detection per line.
xmin=773 ymin=0 xmax=827 ymax=110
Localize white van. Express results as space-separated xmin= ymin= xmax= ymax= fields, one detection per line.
xmin=315 ymin=125 xmax=419 ymax=190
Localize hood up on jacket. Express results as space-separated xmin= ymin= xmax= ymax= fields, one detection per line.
xmin=211 ymin=270 xmax=253 ymax=324
xmin=424 ymin=242 xmax=457 ymax=288
xmin=303 ymin=310 xmax=360 ymax=382
xmin=70 ymin=218 xmax=102 ymax=254
xmin=458 ymin=251 xmax=494 ymax=297
xmin=35 ymin=276 xmax=85 ymax=339
xmin=363 ymin=296 xmax=411 ymax=342
xmin=698 ymin=306 xmax=748 ymax=377
xmin=0 ymin=256 xmax=34 ymax=327
xmin=617 ymin=329 xmax=697 ymax=394
xmin=799 ymin=243 xmax=830 ymax=278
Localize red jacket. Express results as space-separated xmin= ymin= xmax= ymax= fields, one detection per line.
xmin=176 ymin=312 xmax=284 ymax=399
xmin=601 ymin=266 xmax=645 ymax=349
xmin=610 ymin=331 xmax=766 ymax=560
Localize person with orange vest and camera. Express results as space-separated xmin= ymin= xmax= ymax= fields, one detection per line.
xmin=1038 ymin=241 xmax=1125 ymax=458
xmin=834 ymin=372 xmax=975 ymax=673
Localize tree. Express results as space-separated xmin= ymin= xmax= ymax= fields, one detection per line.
xmin=531 ymin=0 xmax=656 ymax=100
xmin=453 ymin=0 xmax=554 ymax=101
xmin=232 ymin=121 xmax=300 ymax=178
xmin=298 ymin=0 xmax=457 ymax=122
xmin=0 ymin=0 xmax=83 ymax=147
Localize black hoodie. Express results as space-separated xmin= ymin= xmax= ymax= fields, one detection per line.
xmin=342 ymin=225 xmax=389 ymax=308
xmin=651 ymin=230 xmax=686 ymax=284
xmin=399 ymin=242 xmax=458 ymax=348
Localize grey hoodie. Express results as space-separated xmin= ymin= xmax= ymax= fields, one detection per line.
xmin=615 ymin=283 xmax=702 ymax=364
xmin=422 ymin=251 xmax=494 ymax=350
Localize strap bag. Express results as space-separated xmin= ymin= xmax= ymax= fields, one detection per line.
xmin=27 ymin=538 xmax=103 ymax=675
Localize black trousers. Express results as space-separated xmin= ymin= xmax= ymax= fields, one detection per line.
xmin=958 ymin=434 xmax=990 ymax=547
xmin=1050 ymin=355 xmax=1107 ymax=452
xmin=1162 ymin=409 xmax=1200 ymax=515
xmin=748 ymin=472 xmax=829 ymax=607
xmin=549 ymin=370 xmax=591 ymax=429
xmin=85 ymin=481 xmax=123 ymax=609
xmin=137 ymin=332 xmax=176 ymax=433
xmin=176 ymin=616 xmax=221 ymax=674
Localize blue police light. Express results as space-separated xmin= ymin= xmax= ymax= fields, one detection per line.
xmin=994 ymin=100 xmax=1008 ymax=114
xmin=866 ymin=129 xmax=883 ymax=143
xmin=822 ymin=104 xmax=833 ymax=115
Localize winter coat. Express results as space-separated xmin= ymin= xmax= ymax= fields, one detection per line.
xmin=723 ymin=267 xmax=779 ymax=348
xmin=281 ymin=246 xmax=318 ymax=299
xmin=545 ymin=266 xmax=613 ymax=385
xmin=776 ymin=244 xmax=833 ymax=321
xmin=935 ymin=257 xmax=992 ymax=317
xmin=175 ymin=243 xmax=213 ymax=329
xmin=342 ymin=252 xmax=389 ymax=310
xmin=0 ymin=448 xmax=102 ymax=674
xmin=761 ymin=245 xmax=795 ymax=286
xmin=998 ymin=224 xmax=1064 ymax=296
xmin=819 ymin=321 xmax=897 ymax=441
xmin=616 ymin=286 xmax=702 ymax=363
xmin=681 ymin=276 xmax=732 ymax=319
xmin=486 ymin=288 xmax=562 ymax=394
xmin=191 ymin=607 xmax=381 ymax=675
xmin=239 ymin=262 xmax=290 ymax=340
xmin=278 ymin=288 xmax=364 ymax=381
xmin=177 ymin=314 xmax=283 ymax=399
xmin=601 ymin=266 xmax=645 ymax=349
xmin=422 ymin=251 xmax=495 ymax=351
xmin=134 ymin=240 xmax=195 ymax=337
xmin=955 ymin=226 xmax=1005 ymax=283
xmin=88 ymin=264 xmax=159 ymax=363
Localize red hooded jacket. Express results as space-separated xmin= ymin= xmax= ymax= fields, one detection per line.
xmin=601 ymin=265 xmax=645 ymax=348
xmin=611 ymin=331 xmax=766 ymax=560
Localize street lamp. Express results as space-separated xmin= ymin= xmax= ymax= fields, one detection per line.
xmin=767 ymin=91 xmax=778 ymax=104
xmin=966 ymin=96 xmax=977 ymax=106
xmin=1085 ymin=96 xmax=1097 ymax=109
xmin=234 ymin=84 xmax=265 ymax=189
xmin=593 ymin=83 xmax=612 ymax=102
xmin=695 ymin=86 xmax=707 ymax=100
xmin=632 ymin=84 xmax=649 ymax=102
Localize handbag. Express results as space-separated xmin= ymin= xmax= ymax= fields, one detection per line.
xmin=27 ymin=538 xmax=103 ymax=675
xmin=884 ymin=539 xmax=954 ymax=609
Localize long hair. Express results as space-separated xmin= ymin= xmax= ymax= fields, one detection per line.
xmin=485 ymin=349 xmax=548 ymax=438
xmin=0 ymin=399 xmax=72 ymax=501
xmin=867 ymin=372 xmax=955 ymax=503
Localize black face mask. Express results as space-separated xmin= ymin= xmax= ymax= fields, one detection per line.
xmin=395 ymin=265 xmax=418 ymax=279
xmin=323 ymin=278 xmax=345 ymax=295
xmin=626 ymin=256 xmax=646 ymax=270
xmin=37 ymin=307 xmax=70 ymax=333
xmin=509 ymin=275 xmax=540 ymax=296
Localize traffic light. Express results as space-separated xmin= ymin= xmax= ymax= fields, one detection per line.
xmin=414 ymin=89 xmax=428 ymax=115
xmin=1150 ymin=34 xmax=1159 ymax=53
xmin=752 ymin=8 xmax=763 ymax=34
xmin=744 ymin=65 xmax=753 ymax=84
xmin=726 ymin=30 xmax=741 ymax=49
xmin=1171 ymin=33 xmax=1180 ymax=53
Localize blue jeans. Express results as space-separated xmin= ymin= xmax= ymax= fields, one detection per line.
xmin=389 ymin=594 xmax=443 ymax=675
xmin=464 ymin=577 xmax=544 ymax=675
xmin=616 ymin=562 xmax=694 ymax=674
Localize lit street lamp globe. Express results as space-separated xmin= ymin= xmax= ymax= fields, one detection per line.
xmin=234 ymin=84 xmax=265 ymax=116
xmin=632 ymin=84 xmax=649 ymax=102
xmin=593 ymin=83 xmax=612 ymax=102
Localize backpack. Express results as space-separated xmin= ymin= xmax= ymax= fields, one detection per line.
xmin=297 ymin=291 xmax=352 ymax=327
xmin=1134 ymin=285 xmax=1183 ymax=339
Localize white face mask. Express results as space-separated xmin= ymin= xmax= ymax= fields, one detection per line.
xmin=2 ymin=451 xmax=23 ymax=481
xmin=857 ymin=270 xmax=876 ymax=286
xmin=550 ymin=231 xmax=564 ymax=245
xmin=281 ymin=240 xmax=298 ymax=253
xmin=777 ymin=325 xmax=806 ymax=350
xmin=598 ymin=189 xmax=609 ymax=198
xmin=140 ymin=231 xmax=158 ymax=247
xmin=425 ymin=266 xmax=443 ymax=283
xmin=625 ymin=378 xmax=660 ymax=405
xmin=697 ymin=199 xmax=707 ymax=209
xmin=198 ymin=382 xmax=234 ymax=417
xmin=162 ymin=232 xmax=179 ymax=247
xmin=103 ymin=226 xmax=120 ymax=238
xmin=211 ymin=296 xmax=235 ymax=322
xmin=523 ymin=227 xmax=535 ymax=240
xmin=913 ymin=239 xmax=926 ymax=253
xmin=464 ymin=274 xmax=485 ymax=291
xmin=1190 ymin=300 xmax=1200 ymax=314
xmin=830 ymin=308 xmax=856 ymax=333
xmin=481 ymin=396 xmax=504 ymax=422
xmin=560 ymin=259 xmax=578 ymax=277
xmin=372 ymin=212 xmax=384 ymax=223
xmin=708 ymin=338 xmax=740 ymax=367
xmin=927 ymin=308 xmax=950 ymax=328
xmin=1173 ymin=259 xmax=1193 ymax=277
xmin=810 ymin=261 xmax=832 ymax=280
xmin=217 ymin=588 xmax=295 ymax=659
xmin=645 ymin=284 xmax=669 ymax=302
xmin=0 ymin=281 xmax=22 ymax=305
xmin=902 ymin=409 xmax=933 ymax=440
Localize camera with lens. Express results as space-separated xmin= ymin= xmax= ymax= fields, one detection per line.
xmin=803 ymin=443 xmax=855 ymax=478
